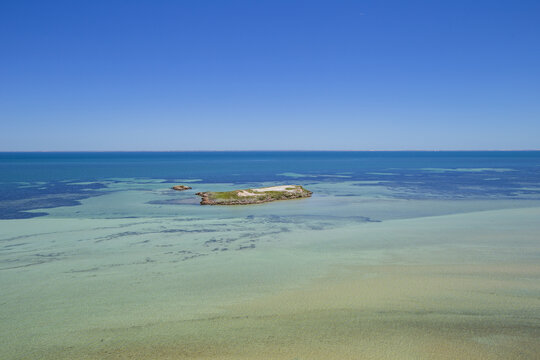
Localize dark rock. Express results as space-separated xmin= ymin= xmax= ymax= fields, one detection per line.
xmin=172 ymin=185 xmax=192 ymax=191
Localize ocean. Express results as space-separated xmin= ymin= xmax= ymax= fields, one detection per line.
xmin=1 ymin=151 xmax=540 ymax=359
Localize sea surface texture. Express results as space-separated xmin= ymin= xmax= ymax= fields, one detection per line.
xmin=1 ymin=151 xmax=540 ymax=359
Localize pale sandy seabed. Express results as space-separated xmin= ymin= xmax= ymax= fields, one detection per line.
xmin=1 ymin=182 xmax=540 ymax=359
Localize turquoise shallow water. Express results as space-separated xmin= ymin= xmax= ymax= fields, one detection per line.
xmin=2 ymin=151 xmax=540 ymax=219
xmin=1 ymin=152 xmax=540 ymax=359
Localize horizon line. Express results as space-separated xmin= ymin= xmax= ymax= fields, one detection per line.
xmin=1 ymin=149 xmax=540 ymax=153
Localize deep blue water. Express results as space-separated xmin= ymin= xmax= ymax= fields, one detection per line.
xmin=1 ymin=151 xmax=540 ymax=219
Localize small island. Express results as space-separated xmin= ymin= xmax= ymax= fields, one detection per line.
xmin=171 ymin=185 xmax=192 ymax=191
xmin=196 ymin=185 xmax=312 ymax=205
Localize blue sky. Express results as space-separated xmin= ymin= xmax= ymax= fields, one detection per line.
xmin=1 ymin=0 xmax=539 ymax=150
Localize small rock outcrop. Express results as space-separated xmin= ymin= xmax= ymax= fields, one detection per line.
xmin=171 ymin=185 xmax=192 ymax=191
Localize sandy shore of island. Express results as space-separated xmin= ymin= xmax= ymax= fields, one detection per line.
xmin=237 ymin=185 xmax=301 ymax=196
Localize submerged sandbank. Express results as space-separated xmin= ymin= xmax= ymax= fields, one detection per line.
xmin=16 ymin=264 xmax=540 ymax=360
xmin=1 ymin=206 xmax=540 ymax=359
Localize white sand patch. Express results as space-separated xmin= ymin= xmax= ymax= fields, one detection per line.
xmin=237 ymin=185 xmax=300 ymax=197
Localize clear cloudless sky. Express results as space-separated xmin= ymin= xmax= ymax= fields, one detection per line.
xmin=1 ymin=0 xmax=539 ymax=151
